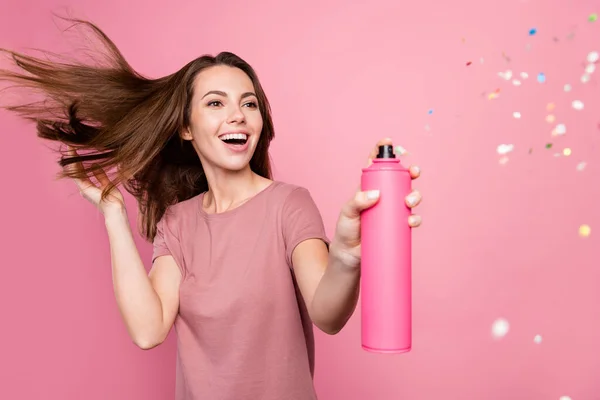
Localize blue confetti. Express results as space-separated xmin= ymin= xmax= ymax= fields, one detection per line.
xmin=529 ymin=28 xmax=537 ymax=35
xmin=428 ymin=109 xmax=433 ymax=115
xmin=537 ymin=72 xmax=546 ymax=83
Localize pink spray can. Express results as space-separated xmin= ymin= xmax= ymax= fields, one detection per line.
xmin=360 ymin=144 xmax=412 ymax=353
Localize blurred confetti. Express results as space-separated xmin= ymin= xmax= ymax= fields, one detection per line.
xmin=559 ymin=397 xmax=573 ymax=400
xmin=497 ymin=144 xmax=514 ymax=155
xmin=589 ymin=13 xmax=598 ymax=22
xmin=576 ymin=161 xmax=586 ymax=171
xmin=537 ymin=72 xmax=546 ymax=83
xmin=491 ymin=318 xmax=510 ymax=339
xmin=572 ymin=100 xmax=584 ymax=110
xmin=579 ymin=224 xmax=591 ymax=238
xmin=528 ymin=28 xmax=537 ymax=35
xmin=533 ymin=334 xmax=543 ymax=344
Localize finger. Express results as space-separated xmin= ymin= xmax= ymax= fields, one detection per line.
xmin=366 ymin=137 xmax=394 ymax=166
xmin=408 ymin=215 xmax=422 ymax=227
xmin=91 ymin=164 xmax=110 ymax=187
xmin=341 ymin=189 xmax=381 ymax=219
xmin=405 ymin=190 xmax=422 ymax=208
xmin=408 ymin=165 xmax=421 ymax=180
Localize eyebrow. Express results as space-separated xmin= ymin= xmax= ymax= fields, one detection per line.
xmin=201 ymin=90 xmax=257 ymax=99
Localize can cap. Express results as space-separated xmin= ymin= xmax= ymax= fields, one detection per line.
xmin=376 ymin=145 xmax=396 ymax=159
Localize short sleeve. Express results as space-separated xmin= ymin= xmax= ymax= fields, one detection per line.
xmin=282 ymin=187 xmax=330 ymax=267
xmin=152 ymin=217 xmax=172 ymax=264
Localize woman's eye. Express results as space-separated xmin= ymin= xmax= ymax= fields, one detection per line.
xmin=244 ymin=102 xmax=258 ymax=108
xmin=207 ymin=101 xmax=222 ymax=107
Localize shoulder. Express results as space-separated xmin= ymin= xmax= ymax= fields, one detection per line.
xmin=269 ymin=181 xmax=315 ymax=204
xmin=158 ymin=194 xmax=202 ymax=230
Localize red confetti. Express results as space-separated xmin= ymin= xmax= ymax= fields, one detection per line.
xmin=466 ymin=61 xmax=472 ymax=66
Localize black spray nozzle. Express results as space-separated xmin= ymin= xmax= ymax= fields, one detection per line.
xmin=376 ymin=144 xmax=396 ymax=159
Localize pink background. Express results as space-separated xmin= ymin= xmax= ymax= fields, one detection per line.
xmin=1 ymin=0 xmax=598 ymax=399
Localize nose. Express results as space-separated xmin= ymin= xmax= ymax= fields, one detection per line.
xmin=227 ymin=105 xmax=246 ymax=124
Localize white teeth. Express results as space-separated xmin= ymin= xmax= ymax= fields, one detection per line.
xmin=220 ymin=133 xmax=247 ymax=141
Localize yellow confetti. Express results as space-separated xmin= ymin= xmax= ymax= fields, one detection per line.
xmin=546 ymin=114 xmax=555 ymax=123
xmin=546 ymin=103 xmax=555 ymax=111
xmin=563 ymin=148 xmax=572 ymax=156
xmin=579 ymin=224 xmax=591 ymax=237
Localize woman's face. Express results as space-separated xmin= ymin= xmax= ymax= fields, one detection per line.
xmin=182 ymin=65 xmax=263 ymax=173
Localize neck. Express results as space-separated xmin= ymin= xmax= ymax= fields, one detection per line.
xmin=202 ymin=165 xmax=269 ymax=214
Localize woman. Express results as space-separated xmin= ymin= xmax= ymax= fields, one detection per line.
xmin=0 ymin=18 xmax=422 ymax=400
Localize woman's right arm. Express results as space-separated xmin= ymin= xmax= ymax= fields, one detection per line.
xmin=104 ymin=207 xmax=181 ymax=350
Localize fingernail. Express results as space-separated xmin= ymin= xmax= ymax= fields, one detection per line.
xmin=366 ymin=190 xmax=380 ymax=200
xmin=407 ymin=194 xmax=418 ymax=206
xmin=408 ymin=215 xmax=422 ymax=226
xmin=413 ymin=166 xmax=421 ymax=174
xmin=395 ymin=145 xmax=408 ymax=155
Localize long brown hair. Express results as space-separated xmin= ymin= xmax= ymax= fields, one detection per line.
xmin=0 ymin=17 xmax=275 ymax=241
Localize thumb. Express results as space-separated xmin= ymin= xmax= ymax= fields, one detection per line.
xmin=341 ymin=189 xmax=380 ymax=219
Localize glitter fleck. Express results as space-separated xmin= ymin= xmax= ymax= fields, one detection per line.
xmin=537 ymin=73 xmax=546 ymax=83
xmin=533 ymin=335 xmax=543 ymax=344
xmin=572 ymin=100 xmax=584 ymax=110
xmin=564 ymin=84 xmax=572 ymax=92
xmin=491 ymin=318 xmax=510 ymax=339
xmin=579 ymin=224 xmax=591 ymax=237
xmin=497 ymin=144 xmax=514 ymax=155
xmin=529 ymin=28 xmax=537 ymax=35
xmin=588 ymin=51 xmax=599 ymax=63
xmin=576 ymin=161 xmax=587 ymax=171
xmin=513 ymin=112 xmax=521 ymax=119
xmin=563 ymin=148 xmax=572 ymax=156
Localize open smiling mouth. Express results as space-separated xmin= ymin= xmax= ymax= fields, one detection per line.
xmin=219 ymin=133 xmax=248 ymax=145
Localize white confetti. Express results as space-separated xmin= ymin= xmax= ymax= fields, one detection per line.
xmin=512 ymin=79 xmax=522 ymax=86
xmin=520 ymin=72 xmax=529 ymax=79
xmin=513 ymin=111 xmax=522 ymax=119
xmin=498 ymin=70 xmax=513 ymax=80
xmin=534 ymin=334 xmax=543 ymax=344
xmin=576 ymin=161 xmax=587 ymax=171
xmin=491 ymin=318 xmax=510 ymax=338
xmin=564 ymin=84 xmax=572 ymax=92
xmin=499 ymin=156 xmax=509 ymax=165
xmin=581 ymin=74 xmax=590 ymax=83
xmin=559 ymin=396 xmax=572 ymax=400
xmin=587 ymin=50 xmax=599 ymax=63
xmin=497 ymin=144 xmax=514 ymax=155
xmin=572 ymin=100 xmax=584 ymax=110
xmin=585 ymin=64 xmax=596 ymax=74
xmin=554 ymin=124 xmax=567 ymax=136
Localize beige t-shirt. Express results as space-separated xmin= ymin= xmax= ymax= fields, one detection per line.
xmin=152 ymin=181 xmax=330 ymax=400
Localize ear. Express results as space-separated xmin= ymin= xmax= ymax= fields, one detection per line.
xmin=180 ymin=127 xmax=193 ymax=141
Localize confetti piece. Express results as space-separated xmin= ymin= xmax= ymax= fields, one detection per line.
xmin=520 ymin=72 xmax=529 ymax=79
xmin=546 ymin=143 xmax=553 ymax=149
xmin=559 ymin=396 xmax=572 ymax=400
xmin=498 ymin=70 xmax=512 ymax=80
xmin=499 ymin=156 xmax=509 ymax=165
xmin=564 ymin=84 xmax=572 ymax=92
xmin=586 ymin=64 xmax=596 ymax=74
xmin=546 ymin=115 xmax=556 ymax=123
xmin=563 ymin=148 xmax=572 ymax=156
xmin=513 ymin=112 xmax=521 ymax=119
xmin=588 ymin=51 xmax=599 ymax=63
xmin=546 ymin=103 xmax=555 ymax=111
xmin=428 ymin=109 xmax=433 ymax=115
xmin=590 ymin=13 xmax=598 ymax=22
xmin=572 ymin=100 xmax=584 ymax=110
xmin=529 ymin=28 xmax=537 ymax=35
xmin=553 ymin=124 xmax=566 ymax=136
xmin=534 ymin=335 xmax=543 ymax=344
xmin=491 ymin=318 xmax=510 ymax=339
xmin=512 ymin=79 xmax=521 ymax=86
xmin=497 ymin=144 xmax=514 ymax=155
xmin=466 ymin=61 xmax=472 ymax=66
xmin=480 ymin=57 xmax=484 ymax=64
xmin=576 ymin=161 xmax=586 ymax=171
xmin=537 ymin=73 xmax=546 ymax=83
xmin=581 ymin=74 xmax=590 ymax=83
xmin=579 ymin=224 xmax=591 ymax=237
